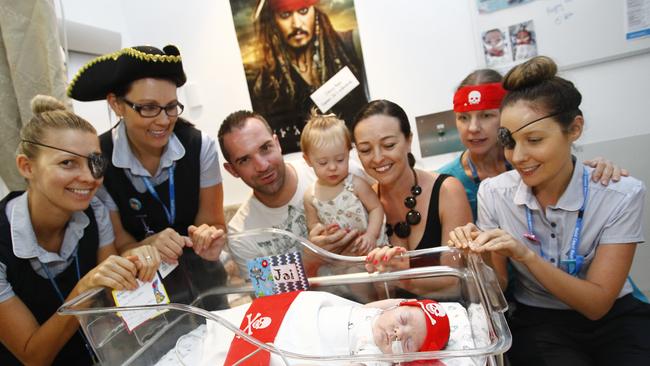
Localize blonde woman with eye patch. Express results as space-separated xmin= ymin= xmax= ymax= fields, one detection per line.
xmin=0 ymin=95 xmax=155 ymax=365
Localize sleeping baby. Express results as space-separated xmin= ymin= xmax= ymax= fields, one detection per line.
xmin=200 ymin=291 xmax=452 ymax=366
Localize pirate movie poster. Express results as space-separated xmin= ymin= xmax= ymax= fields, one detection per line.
xmin=229 ymin=0 xmax=369 ymax=154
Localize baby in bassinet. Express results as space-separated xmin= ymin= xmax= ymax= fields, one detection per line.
xmin=199 ymin=291 xmax=474 ymax=366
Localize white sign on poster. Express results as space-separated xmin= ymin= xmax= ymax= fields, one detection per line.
xmin=310 ymin=66 xmax=360 ymax=114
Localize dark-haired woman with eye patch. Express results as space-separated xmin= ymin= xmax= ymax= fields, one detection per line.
xmin=448 ymin=56 xmax=650 ymax=365
xmin=0 ymin=95 xmax=157 ymax=365
xmin=68 ymin=45 xmax=228 ymax=307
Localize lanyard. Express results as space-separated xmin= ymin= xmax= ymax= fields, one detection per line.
xmin=39 ymin=248 xmax=98 ymax=363
xmin=525 ymin=167 xmax=589 ymax=276
xmin=467 ymin=153 xmax=513 ymax=185
xmin=40 ymin=249 xmax=81 ymax=303
xmin=141 ymin=163 xmax=176 ymax=225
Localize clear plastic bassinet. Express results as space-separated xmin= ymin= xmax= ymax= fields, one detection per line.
xmin=59 ymin=228 xmax=512 ymax=365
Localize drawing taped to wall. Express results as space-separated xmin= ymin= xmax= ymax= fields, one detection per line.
xmin=481 ymin=20 xmax=537 ymax=68
xmin=510 ymin=20 xmax=537 ymax=61
xmin=482 ymin=27 xmax=513 ymax=67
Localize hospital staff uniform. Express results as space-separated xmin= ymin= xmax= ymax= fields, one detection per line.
xmin=477 ymin=159 xmax=650 ymax=364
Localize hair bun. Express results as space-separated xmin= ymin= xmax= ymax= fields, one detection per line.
xmin=502 ymin=56 xmax=557 ymax=91
xmin=30 ymin=95 xmax=67 ymax=115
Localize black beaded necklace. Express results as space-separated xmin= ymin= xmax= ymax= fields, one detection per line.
xmin=379 ymin=167 xmax=422 ymax=238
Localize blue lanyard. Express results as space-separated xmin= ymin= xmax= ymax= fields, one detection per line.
xmin=39 ymin=248 xmax=98 ymax=363
xmin=467 ymin=153 xmax=513 ymax=185
xmin=141 ymin=163 xmax=176 ymax=225
xmin=525 ymin=167 xmax=589 ymax=276
xmin=40 ymin=249 xmax=81 ymax=303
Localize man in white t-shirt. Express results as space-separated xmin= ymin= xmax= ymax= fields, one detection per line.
xmin=218 ymin=111 xmax=362 ymax=276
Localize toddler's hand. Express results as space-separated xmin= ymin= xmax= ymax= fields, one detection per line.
xmin=352 ymin=233 xmax=376 ymax=256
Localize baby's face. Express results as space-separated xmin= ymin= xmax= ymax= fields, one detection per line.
xmin=516 ymin=31 xmax=531 ymax=44
xmin=484 ymin=30 xmax=503 ymax=47
xmin=371 ymin=306 xmax=427 ymax=354
xmin=305 ymin=141 xmax=350 ymax=187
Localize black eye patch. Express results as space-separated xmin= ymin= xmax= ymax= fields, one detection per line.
xmin=497 ymin=111 xmax=562 ymax=149
xmin=497 ymin=127 xmax=515 ymax=149
xmin=22 ymin=140 xmax=107 ymax=179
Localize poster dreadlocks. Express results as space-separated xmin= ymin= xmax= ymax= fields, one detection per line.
xmin=230 ymin=0 xmax=369 ymax=154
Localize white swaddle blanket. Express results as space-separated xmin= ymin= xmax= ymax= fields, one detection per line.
xmin=200 ymin=291 xmax=360 ymax=365
xmin=155 ymin=294 xmax=490 ymax=366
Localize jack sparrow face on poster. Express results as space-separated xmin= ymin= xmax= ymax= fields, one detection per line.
xmin=229 ymin=0 xmax=369 ymax=154
xmin=273 ymin=5 xmax=316 ymax=49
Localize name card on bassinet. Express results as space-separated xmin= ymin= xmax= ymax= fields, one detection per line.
xmin=112 ymin=274 xmax=170 ymax=332
xmin=247 ymin=252 xmax=309 ymax=298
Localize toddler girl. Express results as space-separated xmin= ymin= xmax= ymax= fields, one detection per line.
xmin=301 ymin=112 xmax=388 ymax=255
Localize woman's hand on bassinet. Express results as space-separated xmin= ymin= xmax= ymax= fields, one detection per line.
xmin=447 ymin=223 xmax=481 ymax=249
xmin=365 ymin=245 xmax=408 ymax=273
xmin=79 ymin=255 xmax=139 ymax=291
xmin=123 ymin=245 xmax=161 ymax=282
xmin=464 ymin=229 xmax=536 ymax=263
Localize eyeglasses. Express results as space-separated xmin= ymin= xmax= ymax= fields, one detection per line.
xmin=121 ymin=98 xmax=184 ymax=118
xmin=497 ymin=111 xmax=561 ymax=149
xmin=21 ymin=140 xmax=107 ymax=179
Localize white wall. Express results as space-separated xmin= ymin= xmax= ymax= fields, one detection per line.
xmin=56 ymin=0 xmax=129 ymax=133
xmin=562 ymin=52 xmax=650 ymax=144
xmin=576 ymin=134 xmax=650 ymax=295
xmin=58 ymin=0 xmax=128 ymax=36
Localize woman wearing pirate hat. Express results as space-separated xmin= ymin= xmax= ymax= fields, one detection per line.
xmin=0 ymin=95 xmax=154 ymax=365
xmin=68 ymin=45 xmax=228 ymax=306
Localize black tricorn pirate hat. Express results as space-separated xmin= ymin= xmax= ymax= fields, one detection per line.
xmin=67 ymin=45 xmax=186 ymax=101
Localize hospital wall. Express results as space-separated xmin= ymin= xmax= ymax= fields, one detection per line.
xmin=57 ymin=0 xmax=650 ymax=293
